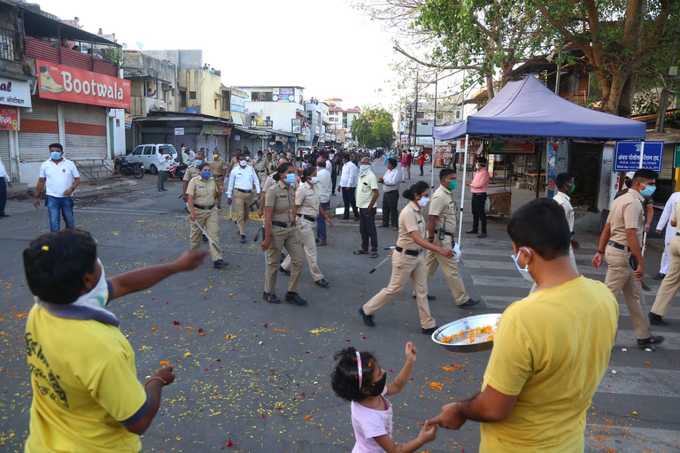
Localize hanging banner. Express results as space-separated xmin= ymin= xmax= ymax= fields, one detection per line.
xmin=0 ymin=107 xmax=18 ymax=131
xmin=36 ymin=59 xmax=131 ymax=109
xmin=0 ymin=77 xmax=31 ymax=108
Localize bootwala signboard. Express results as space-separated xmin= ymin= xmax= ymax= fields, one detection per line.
xmin=614 ymin=141 xmax=663 ymax=172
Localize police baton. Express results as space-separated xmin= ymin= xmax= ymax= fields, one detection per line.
xmin=191 ymin=220 xmax=223 ymax=254
xmin=369 ymin=247 xmax=395 ymax=274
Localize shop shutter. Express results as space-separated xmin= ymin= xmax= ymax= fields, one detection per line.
xmin=64 ymin=104 xmax=107 ymax=161
xmin=141 ymin=133 xmax=167 ymax=145
xmin=0 ymin=131 xmax=9 ymax=176
xmin=18 ymin=99 xmax=59 ymax=162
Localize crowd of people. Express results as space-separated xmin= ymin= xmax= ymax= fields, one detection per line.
xmin=14 ymin=141 xmax=679 ymax=452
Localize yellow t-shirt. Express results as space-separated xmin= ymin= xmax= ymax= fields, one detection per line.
xmin=24 ymin=304 xmax=147 ymax=453
xmin=480 ymin=276 xmax=618 ymax=453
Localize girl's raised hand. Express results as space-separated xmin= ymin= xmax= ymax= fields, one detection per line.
xmin=404 ymin=342 xmax=416 ymax=363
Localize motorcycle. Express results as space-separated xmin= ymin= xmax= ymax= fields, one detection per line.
xmin=114 ymin=156 xmax=144 ymax=179
xmin=168 ymin=161 xmax=187 ymax=180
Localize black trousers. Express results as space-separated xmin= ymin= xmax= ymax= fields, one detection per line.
xmin=359 ymin=208 xmax=378 ymax=252
xmin=382 ymin=190 xmax=399 ymax=227
xmin=331 ymin=172 xmax=337 ymax=193
xmin=419 ymin=163 xmax=424 ymax=176
xmin=0 ymin=177 xmax=6 ymax=215
xmin=157 ymin=171 xmax=168 ymax=190
xmin=342 ymin=187 xmax=358 ymax=218
xmin=471 ymin=193 xmax=487 ymax=234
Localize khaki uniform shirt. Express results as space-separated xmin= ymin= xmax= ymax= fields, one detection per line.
xmin=265 ymin=180 xmax=295 ymax=224
xmin=254 ymin=158 xmax=267 ymax=174
xmin=429 ymin=185 xmax=457 ymax=234
xmin=186 ymin=176 xmax=219 ymax=207
xmin=209 ymin=159 xmax=226 ymax=178
xmin=606 ymin=189 xmax=644 ymax=245
xmin=397 ymin=202 xmax=425 ymax=250
xmin=296 ymin=182 xmax=320 ymax=217
xmin=183 ymin=165 xmax=200 ymax=182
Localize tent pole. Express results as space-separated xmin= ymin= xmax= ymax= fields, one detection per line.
xmin=431 ymin=75 xmax=438 ymax=188
xmin=638 ymin=140 xmax=645 ymax=170
xmin=457 ymin=134 xmax=470 ymax=247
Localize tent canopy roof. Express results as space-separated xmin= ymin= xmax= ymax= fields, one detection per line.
xmin=434 ymin=76 xmax=645 ymax=141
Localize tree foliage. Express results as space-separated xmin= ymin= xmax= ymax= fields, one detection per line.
xmin=351 ymin=108 xmax=395 ymax=149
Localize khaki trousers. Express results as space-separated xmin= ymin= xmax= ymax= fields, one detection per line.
xmin=265 ymin=226 xmax=304 ymax=294
xmin=425 ymin=236 xmax=468 ymax=305
xmin=604 ymin=246 xmax=650 ymax=339
xmin=651 ymin=236 xmax=680 ymax=316
xmin=233 ymin=190 xmax=252 ymax=235
xmin=281 ymin=219 xmax=324 ymax=281
xmin=363 ymin=251 xmax=436 ymax=329
xmin=190 ymin=208 xmax=222 ymax=262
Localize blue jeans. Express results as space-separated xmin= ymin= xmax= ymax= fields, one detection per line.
xmin=317 ymin=201 xmax=331 ymax=242
xmin=47 ymin=196 xmax=75 ymax=232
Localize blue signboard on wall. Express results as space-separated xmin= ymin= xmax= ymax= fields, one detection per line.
xmin=614 ymin=141 xmax=663 ymax=172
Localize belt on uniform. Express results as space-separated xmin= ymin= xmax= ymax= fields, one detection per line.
xmin=194 ymin=204 xmax=215 ymax=210
xmin=296 ymin=214 xmax=316 ymax=222
xmin=435 ymin=229 xmax=454 ymax=237
xmin=395 ymin=246 xmax=420 ymax=257
xmin=236 ymin=188 xmax=252 ymax=193
xmin=607 ymin=240 xmax=629 ymax=252
xmin=676 ymin=232 xmax=680 ymax=237
xmin=272 ymin=221 xmax=289 ymax=228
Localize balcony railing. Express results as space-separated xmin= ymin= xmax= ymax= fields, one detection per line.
xmin=24 ymin=36 xmax=118 ymax=77
xmin=0 ymin=28 xmax=17 ymax=61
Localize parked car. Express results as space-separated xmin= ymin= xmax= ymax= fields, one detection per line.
xmin=127 ymin=144 xmax=178 ymax=174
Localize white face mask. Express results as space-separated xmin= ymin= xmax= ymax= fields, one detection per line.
xmin=511 ymin=249 xmax=534 ymax=283
xmin=417 ymin=195 xmax=430 ymax=208
xmin=359 ymin=164 xmax=370 ymax=173
xmin=76 ymin=259 xmax=110 ymax=308
xmin=239 ymin=160 xmax=247 ymax=167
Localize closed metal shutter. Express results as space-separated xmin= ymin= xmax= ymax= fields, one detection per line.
xmin=19 ymin=99 xmax=59 ymax=162
xmin=0 ymin=131 xmax=9 ymax=176
xmin=141 ymin=133 xmax=167 ymax=145
xmin=64 ymin=104 xmax=107 ymax=160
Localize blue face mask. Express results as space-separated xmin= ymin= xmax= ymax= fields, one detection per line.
xmin=201 ymin=170 xmax=211 ymax=180
xmin=285 ymin=173 xmax=297 ymax=185
xmin=640 ymin=184 xmax=656 ymax=198
xmin=448 ymin=180 xmax=457 ymax=191
xmin=50 ymin=151 xmax=62 ymax=161
xmin=195 ymin=159 xmax=204 ymax=166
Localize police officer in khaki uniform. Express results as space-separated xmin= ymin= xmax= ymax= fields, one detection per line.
xmin=182 ymin=149 xmax=205 ymax=202
xmin=359 ymin=181 xmax=454 ymax=334
xmin=649 ymin=200 xmax=680 ymax=325
xmin=186 ymin=162 xmax=226 ymax=269
xmin=425 ymin=169 xmax=479 ymax=307
xmin=261 ymin=163 xmax=307 ymax=306
xmin=209 ymin=151 xmax=227 ymax=196
xmin=254 ymin=150 xmax=268 ymax=184
xmin=593 ymin=169 xmax=664 ymax=349
xmin=281 ymin=166 xmax=331 ymax=288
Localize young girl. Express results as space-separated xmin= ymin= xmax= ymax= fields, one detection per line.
xmin=331 ymin=342 xmax=437 ymax=453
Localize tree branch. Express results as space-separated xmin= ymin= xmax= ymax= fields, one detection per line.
xmin=393 ymin=43 xmax=482 ymax=71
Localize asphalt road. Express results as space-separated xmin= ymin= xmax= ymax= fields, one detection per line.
xmin=0 ymin=164 xmax=679 ymax=452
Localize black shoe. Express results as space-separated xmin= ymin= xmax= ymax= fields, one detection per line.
xmin=412 ymin=294 xmax=437 ymax=301
xmin=263 ymin=292 xmax=281 ymax=304
xmin=353 ymin=249 xmax=368 ymax=255
xmin=637 ymin=335 xmax=665 ymax=350
xmin=279 ymin=266 xmax=291 ymax=276
xmin=318 ymin=240 xmax=327 ymax=247
xmin=358 ymin=307 xmax=375 ymax=327
xmin=202 ymin=235 xmax=208 ymax=242
xmin=421 ymin=326 xmax=438 ymax=335
xmin=315 ymin=278 xmax=330 ymax=288
xmin=240 ymin=234 xmax=247 ymax=244
xmin=0 ymin=213 xmax=8 ymax=218
xmin=649 ymin=312 xmax=669 ymax=326
xmin=285 ymin=292 xmax=308 ymax=306
xmin=477 ymin=233 xmax=487 ymax=239
xmin=213 ymin=259 xmax=228 ymax=269
xmin=369 ymin=251 xmax=379 ymax=258
xmin=466 ymin=230 xmax=478 ymax=235
xmin=458 ymin=298 xmax=480 ymax=308
xmin=343 ymin=216 xmax=350 ymax=220
xmin=654 ymin=273 xmax=666 ymax=281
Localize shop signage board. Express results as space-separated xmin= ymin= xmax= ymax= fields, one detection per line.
xmin=174 ymin=127 xmax=184 ymax=136
xmin=0 ymin=107 xmax=19 ymax=131
xmin=614 ymin=141 xmax=663 ymax=172
xmin=200 ymin=125 xmax=229 ymax=135
xmin=0 ymin=77 xmax=31 ymax=108
xmin=490 ymin=139 xmax=535 ymax=154
xmin=36 ymin=59 xmax=131 ymax=109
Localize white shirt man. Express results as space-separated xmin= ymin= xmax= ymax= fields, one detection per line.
xmin=339 ymin=160 xmax=358 ymax=188
xmin=39 ymin=157 xmax=80 ymax=198
xmin=157 ymin=153 xmax=172 ymax=172
xmin=0 ymin=159 xmax=7 ymax=179
xmin=325 ymin=159 xmax=332 ymax=173
xmin=655 ymin=190 xmax=680 ymax=276
xmin=552 ymin=186 xmax=577 ymax=271
xmin=381 ymin=166 xmax=400 ymax=192
xmin=317 ymin=166 xmax=332 ymax=204
xmin=226 ymin=163 xmax=261 ymax=199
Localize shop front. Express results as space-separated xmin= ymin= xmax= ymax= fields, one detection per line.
xmin=0 ymin=75 xmax=32 ymax=181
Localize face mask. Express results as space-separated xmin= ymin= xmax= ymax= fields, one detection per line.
xmin=511 ymin=249 xmax=534 ymax=283
xmin=50 ymin=151 xmax=62 ymax=161
xmin=569 ymin=183 xmax=576 ymax=194
xmin=640 ymin=185 xmax=656 ymax=198
xmin=367 ymin=371 xmax=387 ymax=396
xmin=310 ymin=176 xmax=318 ymax=184
xmin=417 ymin=195 xmax=430 ymax=208
xmin=76 ymin=259 xmax=110 ymax=309
xmin=195 ymin=159 xmax=204 ymax=166
xmin=285 ymin=173 xmax=297 ymax=185
xmin=201 ymin=170 xmax=211 ymax=180
xmin=448 ymin=180 xmax=457 ymax=191
xmin=239 ymin=160 xmax=247 ymax=167
xmin=359 ymin=164 xmax=370 ymax=171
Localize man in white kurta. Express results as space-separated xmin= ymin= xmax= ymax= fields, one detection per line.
xmin=655 ymin=190 xmax=680 ymax=279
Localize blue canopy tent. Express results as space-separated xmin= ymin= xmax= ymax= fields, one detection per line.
xmin=433 ymin=75 xmax=646 ymax=245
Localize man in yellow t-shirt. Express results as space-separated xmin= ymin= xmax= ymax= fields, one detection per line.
xmin=22 ymin=229 xmax=206 ymax=453
xmin=430 ymin=198 xmax=618 ymax=452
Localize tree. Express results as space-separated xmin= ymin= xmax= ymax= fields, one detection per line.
xmin=351 ymin=108 xmax=395 ymax=149
xmin=532 ymin=0 xmax=678 ymax=115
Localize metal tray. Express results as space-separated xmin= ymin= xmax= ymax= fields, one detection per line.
xmin=431 ymin=313 xmax=502 ymax=353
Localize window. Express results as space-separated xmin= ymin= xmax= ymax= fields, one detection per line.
xmin=180 ymin=90 xmax=187 ymax=107
xmin=221 ymin=94 xmax=230 ymax=111
xmin=143 ymin=146 xmax=154 ymax=155
xmin=455 ymin=110 xmax=461 ymax=120
xmin=159 ymin=145 xmax=176 ymax=156
xmin=251 ymin=91 xmax=273 ymax=102
xmin=189 ymin=91 xmax=197 ymax=100
xmin=0 ymin=28 xmax=16 ymax=61
xmin=214 ymin=99 xmax=218 ymax=110
xmin=132 ymin=146 xmax=144 ymax=156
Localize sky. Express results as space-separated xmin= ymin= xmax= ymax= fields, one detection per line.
xmin=35 ymin=0 xmax=399 ymax=109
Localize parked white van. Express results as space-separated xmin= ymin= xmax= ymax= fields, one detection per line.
xmin=127 ymin=144 xmax=178 ymax=174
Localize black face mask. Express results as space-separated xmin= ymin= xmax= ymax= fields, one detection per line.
xmin=367 ymin=372 xmax=387 ymax=396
